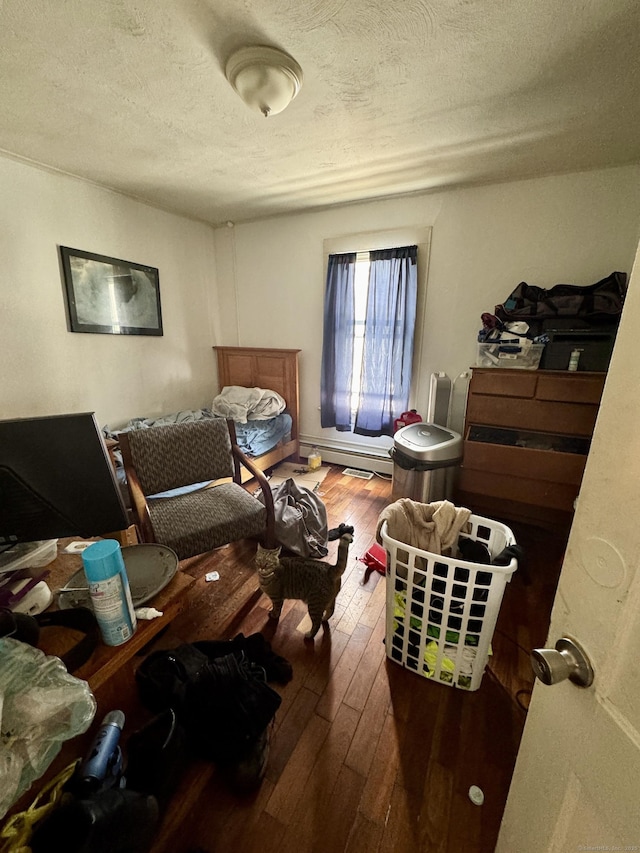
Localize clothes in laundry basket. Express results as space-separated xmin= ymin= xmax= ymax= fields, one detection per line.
xmin=376 ymin=498 xmax=471 ymax=556
xmin=392 ymin=591 xmax=486 ymax=689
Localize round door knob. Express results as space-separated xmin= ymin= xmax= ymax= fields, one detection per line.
xmin=530 ymin=648 xmax=571 ymax=685
xmin=530 ymin=637 xmax=594 ymax=687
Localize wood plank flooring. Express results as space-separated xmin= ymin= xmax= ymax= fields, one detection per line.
xmin=148 ymin=466 xmax=567 ymax=853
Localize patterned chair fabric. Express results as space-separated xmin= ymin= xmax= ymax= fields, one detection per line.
xmin=147 ymin=484 xmax=267 ymax=560
xmin=121 ymin=419 xmax=271 ymax=560
xmin=126 ymin=419 xmax=234 ymax=496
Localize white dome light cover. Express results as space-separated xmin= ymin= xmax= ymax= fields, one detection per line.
xmin=225 ymin=45 xmax=303 ymax=117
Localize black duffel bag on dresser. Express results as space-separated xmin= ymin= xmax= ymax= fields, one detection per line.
xmin=495 ymin=271 xmax=628 ymax=332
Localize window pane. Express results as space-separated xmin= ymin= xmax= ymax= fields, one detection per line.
xmin=351 ymin=255 xmax=369 ymax=416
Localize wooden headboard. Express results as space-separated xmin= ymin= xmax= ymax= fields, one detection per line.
xmin=213 ymin=346 xmax=301 ymax=471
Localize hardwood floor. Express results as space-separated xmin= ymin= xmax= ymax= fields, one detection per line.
xmin=146 ymin=466 xmax=567 ymax=853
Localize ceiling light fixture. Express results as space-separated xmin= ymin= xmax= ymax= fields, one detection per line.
xmin=225 ymin=45 xmax=303 ymax=118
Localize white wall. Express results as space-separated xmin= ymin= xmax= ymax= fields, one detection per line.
xmin=3 ymin=156 xmax=639 ymax=451
xmin=213 ymin=166 xmax=640 ymax=460
xmin=1 ymin=156 xmax=219 ymax=430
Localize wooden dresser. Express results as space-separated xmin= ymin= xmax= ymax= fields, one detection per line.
xmin=455 ymin=368 xmax=607 ymax=528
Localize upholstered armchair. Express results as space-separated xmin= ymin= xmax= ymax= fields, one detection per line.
xmin=118 ymin=419 xmax=275 ymax=560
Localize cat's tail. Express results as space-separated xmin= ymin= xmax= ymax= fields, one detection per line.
xmin=331 ymin=532 xmax=353 ymax=578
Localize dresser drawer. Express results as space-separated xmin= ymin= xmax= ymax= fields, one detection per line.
xmin=458 ymin=467 xmax=578 ymax=512
xmin=466 ymin=395 xmax=600 ymax=436
xmin=462 ymin=440 xmax=587 ymax=486
xmin=468 ymin=370 xmax=538 ymax=398
xmin=469 ymin=368 xmax=605 ymax=405
xmin=535 ymin=372 xmax=605 ymax=404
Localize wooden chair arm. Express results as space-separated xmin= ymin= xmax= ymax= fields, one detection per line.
xmin=227 ymin=420 xmax=276 ymax=549
xmin=103 ymin=437 xmax=120 ymax=474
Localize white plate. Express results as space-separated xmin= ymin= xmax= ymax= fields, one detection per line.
xmin=58 ymin=543 xmax=179 ymax=610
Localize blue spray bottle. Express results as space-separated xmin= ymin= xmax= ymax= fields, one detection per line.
xmin=81 ymin=539 xmax=137 ymax=646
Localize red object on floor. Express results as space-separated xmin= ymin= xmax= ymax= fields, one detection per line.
xmin=359 ymin=543 xmax=387 ymax=575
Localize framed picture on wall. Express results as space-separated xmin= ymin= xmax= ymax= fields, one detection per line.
xmin=60 ymin=246 xmax=163 ymax=336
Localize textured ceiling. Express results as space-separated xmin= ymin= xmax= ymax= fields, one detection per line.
xmin=1 ymin=0 xmax=639 ymax=226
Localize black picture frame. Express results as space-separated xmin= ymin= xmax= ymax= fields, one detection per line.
xmin=60 ymin=246 xmax=163 ymax=336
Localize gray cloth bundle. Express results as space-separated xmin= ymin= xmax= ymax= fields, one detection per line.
xmin=258 ymin=477 xmax=328 ymax=557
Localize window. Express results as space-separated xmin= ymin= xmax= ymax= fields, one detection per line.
xmin=321 ymin=244 xmax=418 ymax=437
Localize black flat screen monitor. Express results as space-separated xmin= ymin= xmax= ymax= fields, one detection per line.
xmin=0 ymin=412 xmax=129 ymax=548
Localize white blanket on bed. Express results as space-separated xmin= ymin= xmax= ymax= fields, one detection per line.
xmin=211 ymin=385 xmax=286 ymax=424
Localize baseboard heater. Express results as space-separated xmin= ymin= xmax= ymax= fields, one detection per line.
xmin=299 ymin=441 xmax=392 ymax=476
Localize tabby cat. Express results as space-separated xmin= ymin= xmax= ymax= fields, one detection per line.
xmin=254 ymin=533 xmax=353 ymax=639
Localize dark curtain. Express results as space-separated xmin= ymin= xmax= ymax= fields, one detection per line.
xmin=320 ymin=252 xmax=356 ymax=431
xmin=354 ymin=245 xmax=418 ymax=436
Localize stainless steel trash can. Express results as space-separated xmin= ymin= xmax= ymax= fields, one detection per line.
xmin=391 ymin=422 xmax=463 ymax=502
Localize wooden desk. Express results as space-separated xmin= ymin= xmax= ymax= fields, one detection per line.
xmin=42 ymin=540 xmax=193 ymax=693
xmin=6 ymin=539 xmax=195 ymax=817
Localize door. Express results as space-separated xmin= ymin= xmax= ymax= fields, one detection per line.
xmin=496 ymin=243 xmax=640 ymax=851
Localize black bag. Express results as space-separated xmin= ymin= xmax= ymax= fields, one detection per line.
xmin=135 ymin=643 xmax=282 ymax=765
xmin=0 ymin=605 xmax=100 ymax=672
xmin=495 ymin=271 xmax=627 ymax=326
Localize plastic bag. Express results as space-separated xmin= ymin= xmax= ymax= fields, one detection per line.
xmin=0 ymin=638 xmax=96 ymax=819
xmin=259 ymin=477 xmax=328 ymax=557
xmin=0 ymin=760 xmax=77 ymax=853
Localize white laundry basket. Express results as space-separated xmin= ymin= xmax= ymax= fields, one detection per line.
xmin=381 ymin=515 xmax=517 ymax=691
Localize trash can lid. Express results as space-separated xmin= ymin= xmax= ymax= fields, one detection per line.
xmin=393 ymin=422 xmax=463 ymax=463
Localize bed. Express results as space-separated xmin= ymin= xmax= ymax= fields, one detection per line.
xmin=213 ymin=345 xmax=300 ymax=481
xmin=103 ymin=346 xmax=300 ymax=504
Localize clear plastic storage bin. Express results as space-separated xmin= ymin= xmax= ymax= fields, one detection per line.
xmin=0 ymin=539 xmax=58 ymax=576
xmin=476 ymin=341 xmax=544 ymax=369
xmin=381 ymin=515 xmax=517 ymax=691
